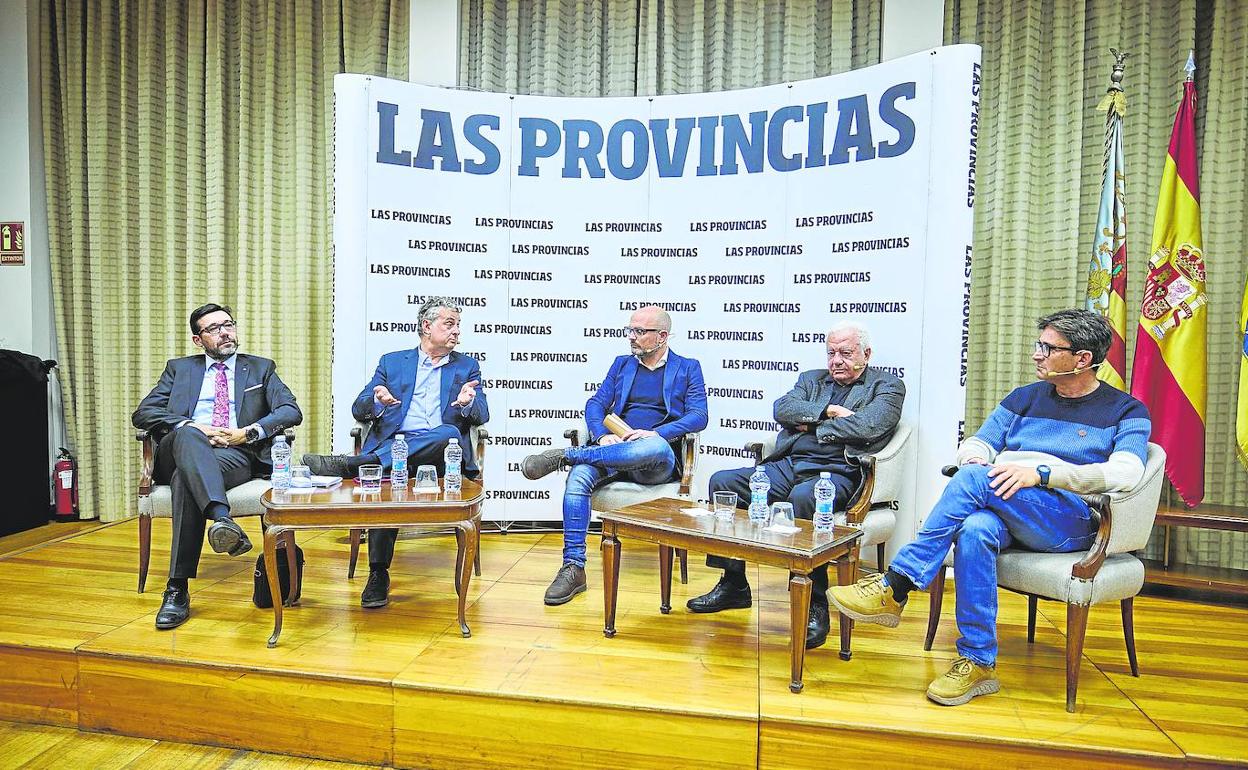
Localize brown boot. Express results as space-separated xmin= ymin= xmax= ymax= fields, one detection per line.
xmin=544 ymin=562 xmax=587 ymax=605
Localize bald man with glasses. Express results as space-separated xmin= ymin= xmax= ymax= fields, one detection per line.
xmin=521 ymin=305 xmax=708 ymax=606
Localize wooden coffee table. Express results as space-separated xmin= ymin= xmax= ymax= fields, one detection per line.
xmin=260 ymin=479 xmax=484 ymax=647
xmin=599 ymin=498 xmax=863 ymax=693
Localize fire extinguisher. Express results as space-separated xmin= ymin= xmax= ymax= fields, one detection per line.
xmin=53 ymin=447 xmax=79 ymax=522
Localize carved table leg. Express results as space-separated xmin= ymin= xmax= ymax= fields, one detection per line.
xmin=789 ymin=573 xmax=813 ymax=693
xmin=602 ymin=531 xmax=621 ymax=638
xmin=455 ymin=521 xmax=477 ymax=638
xmin=658 ymin=544 xmax=673 ymax=614
xmin=264 ymin=526 xmax=284 ymax=648
xmin=836 ymin=556 xmax=856 ymax=661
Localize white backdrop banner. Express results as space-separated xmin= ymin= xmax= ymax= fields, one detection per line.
xmin=333 ymin=45 xmax=981 ymax=549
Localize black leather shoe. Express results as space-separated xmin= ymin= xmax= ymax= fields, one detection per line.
xmin=303 ymin=453 xmax=353 ymax=478
xmin=155 ymin=587 xmax=190 ymax=630
xmin=361 ymin=569 xmax=390 ymax=608
xmin=544 ymin=562 xmax=587 ymax=605
xmin=686 ymin=577 xmax=752 ymax=613
xmin=207 ymin=517 xmax=252 ymax=556
xmin=806 ymin=602 xmax=830 ymax=649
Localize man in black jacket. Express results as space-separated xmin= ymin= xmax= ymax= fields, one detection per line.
xmin=132 ymin=303 xmax=302 ymax=629
xmin=687 ymin=321 xmax=905 ymax=649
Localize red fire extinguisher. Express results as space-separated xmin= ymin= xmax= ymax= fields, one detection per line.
xmin=53 ymin=447 xmax=79 ymax=522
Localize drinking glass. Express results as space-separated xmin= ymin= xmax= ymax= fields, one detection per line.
xmin=713 ymin=491 xmax=737 ymax=520
xmin=289 ymin=464 xmax=312 ymax=490
xmin=358 ymin=464 xmax=383 ymax=493
xmin=769 ymin=502 xmax=795 ymax=530
xmin=414 ymin=464 xmax=439 ymax=492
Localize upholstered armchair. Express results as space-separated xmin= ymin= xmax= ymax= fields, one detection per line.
xmin=922 ymin=443 xmax=1166 ymax=712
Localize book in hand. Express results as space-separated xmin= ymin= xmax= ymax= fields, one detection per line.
xmin=603 ymin=413 xmax=632 ymax=438
xmin=310 ymin=475 xmax=343 ymax=489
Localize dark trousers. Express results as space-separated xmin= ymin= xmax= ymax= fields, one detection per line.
xmin=154 ymin=425 xmax=255 ymax=579
xmin=705 ymin=457 xmax=858 ymax=607
xmin=368 ymin=425 xmax=459 ymax=569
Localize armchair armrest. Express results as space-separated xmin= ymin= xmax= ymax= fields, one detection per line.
xmin=846 ymin=455 xmax=877 ymax=525
xmin=744 ymin=442 xmax=764 ymax=463
xmin=136 ymin=429 xmax=155 ymax=496
xmin=564 ymin=428 xmax=582 ymax=448
xmin=678 ymin=432 xmax=699 ymax=497
xmin=351 ymin=420 xmax=370 ymax=455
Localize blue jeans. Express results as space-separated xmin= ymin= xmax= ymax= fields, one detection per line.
xmin=561 ymin=436 xmax=677 ymax=567
xmin=889 ymin=464 xmax=1097 ymax=667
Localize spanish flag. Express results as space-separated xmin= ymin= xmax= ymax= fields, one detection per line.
xmin=1237 ymin=283 xmax=1248 ymax=469
xmin=1086 ymin=61 xmax=1129 ymax=390
xmin=1130 ymin=53 xmax=1206 ymax=507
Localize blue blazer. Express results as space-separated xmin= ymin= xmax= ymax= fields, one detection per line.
xmin=585 ymin=350 xmax=708 ymax=445
xmin=351 ymin=349 xmax=489 ymax=474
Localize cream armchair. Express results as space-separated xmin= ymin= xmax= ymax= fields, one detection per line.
xmin=922 ymin=443 xmax=1166 ymax=712
xmin=563 ymin=428 xmax=699 ymax=583
xmin=746 ymin=421 xmax=912 ymax=570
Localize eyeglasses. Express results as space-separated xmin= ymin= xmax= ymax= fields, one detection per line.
xmin=1033 ymin=340 xmax=1077 ymax=358
xmin=623 ymin=327 xmax=663 ymax=337
xmin=199 ymin=320 xmax=237 ymax=336
xmin=826 ymin=348 xmax=860 ymax=360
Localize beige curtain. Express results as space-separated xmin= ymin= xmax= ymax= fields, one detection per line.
xmin=41 ymin=0 xmax=408 ymax=522
xmin=459 ymin=0 xmax=882 ymax=96
xmin=948 ymin=0 xmax=1248 ymax=568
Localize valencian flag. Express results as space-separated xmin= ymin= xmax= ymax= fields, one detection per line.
xmin=1238 ymin=282 xmax=1248 ymax=469
xmin=1130 ymin=52 xmax=1206 ymax=507
xmin=1086 ymin=53 xmax=1129 ymax=390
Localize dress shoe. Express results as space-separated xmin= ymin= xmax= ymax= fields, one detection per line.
xmin=686 ymin=577 xmax=752 ymax=613
xmin=361 ymin=569 xmax=390 ymax=608
xmin=207 ymin=517 xmax=252 ymax=556
xmin=521 ymin=448 xmax=567 ymax=480
xmin=544 ymin=562 xmax=587 ymax=605
xmin=302 ymin=453 xmax=353 ymax=478
xmin=806 ymin=602 xmax=830 ymax=649
xmin=155 ymin=586 xmax=190 ymax=630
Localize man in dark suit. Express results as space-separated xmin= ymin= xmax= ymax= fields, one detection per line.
xmin=687 ymin=321 xmax=905 ymax=649
xmin=521 ymin=305 xmax=708 ymax=606
xmin=133 ymin=303 xmax=302 ymax=630
xmin=303 ymin=297 xmax=488 ymax=609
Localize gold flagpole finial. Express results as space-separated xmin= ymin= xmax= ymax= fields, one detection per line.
xmin=1097 ymin=49 xmax=1130 ymax=115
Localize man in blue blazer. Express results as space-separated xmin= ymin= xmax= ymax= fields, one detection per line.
xmin=304 ymin=297 xmax=488 ymax=608
xmin=133 ymin=303 xmax=303 ymax=630
xmin=522 ymin=305 xmax=708 ymax=605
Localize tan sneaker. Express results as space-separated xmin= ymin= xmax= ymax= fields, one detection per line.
xmin=926 ymin=657 xmax=1000 ymax=706
xmin=826 ymin=573 xmax=906 ymax=627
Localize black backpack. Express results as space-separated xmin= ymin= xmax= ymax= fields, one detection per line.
xmin=252 ymin=544 xmax=305 ymax=608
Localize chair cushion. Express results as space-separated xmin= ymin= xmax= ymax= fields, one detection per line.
xmin=140 ymin=478 xmax=272 ymax=519
xmin=859 ymin=508 xmax=895 ymax=548
xmin=590 ymin=482 xmax=682 ymax=514
xmin=996 ymin=550 xmax=1144 ymax=605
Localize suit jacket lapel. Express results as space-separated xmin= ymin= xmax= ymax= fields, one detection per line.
xmin=618 ymin=357 xmax=638 ymax=411
xmin=233 ymin=355 xmax=251 ymax=424
xmin=439 ymin=351 xmax=461 ymax=410
xmin=661 ymin=353 xmax=677 ymax=414
xmin=178 ymin=356 xmax=206 ymax=418
xmin=396 ymin=349 xmax=419 ymax=418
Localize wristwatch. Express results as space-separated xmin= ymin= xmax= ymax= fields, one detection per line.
xmin=1036 ymin=464 xmax=1051 ymax=487
xmin=244 ymin=425 xmax=261 ymax=443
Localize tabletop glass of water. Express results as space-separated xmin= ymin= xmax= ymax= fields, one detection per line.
xmin=769 ymin=502 xmax=795 ymax=529
xmin=713 ymin=491 xmax=737 ymax=521
xmin=358 ymin=464 xmax=383 ymax=494
xmin=289 ymin=464 xmax=312 ymax=491
xmin=414 ymin=464 xmax=439 ymax=492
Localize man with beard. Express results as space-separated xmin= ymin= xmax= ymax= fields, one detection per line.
xmin=520 ymin=305 xmax=708 ymax=606
xmin=133 ymin=303 xmax=303 ymax=630
xmin=686 ymin=320 xmax=905 ymax=651
xmin=303 ymin=297 xmax=488 ymax=609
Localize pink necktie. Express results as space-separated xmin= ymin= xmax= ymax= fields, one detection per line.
xmin=211 ymin=362 xmax=230 ymax=428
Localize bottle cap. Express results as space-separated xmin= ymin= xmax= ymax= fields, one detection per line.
xmin=820 ymin=471 xmax=830 ymax=478
xmin=449 ymin=438 xmax=459 ymax=444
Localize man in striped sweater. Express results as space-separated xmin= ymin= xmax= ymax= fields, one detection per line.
xmin=829 ymin=309 xmax=1151 ymax=706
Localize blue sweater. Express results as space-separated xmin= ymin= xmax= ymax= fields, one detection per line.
xmin=957 ymin=381 xmax=1151 ymax=493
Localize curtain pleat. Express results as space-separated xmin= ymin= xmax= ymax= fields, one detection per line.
xmin=41 ymin=0 xmax=408 ymax=521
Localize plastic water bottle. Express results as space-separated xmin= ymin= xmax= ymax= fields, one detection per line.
xmin=444 ymin=438 xmax=463 ymax=493
xmin=271 ymin=434 xmax=291 ymax=491
xmin=748 ymin=465 xmax=770 ymax=522
xmin=814 ymin=472 xmax=836 ymax=532
xmin=391 ymin=433 xmax=409 ymax=489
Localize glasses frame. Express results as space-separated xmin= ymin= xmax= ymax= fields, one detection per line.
xmin=623 ymin=327 xmax=663 ymax=337
xmin=198 ymin=320 xmax=237 ymax=337
xmin=1033 ymin=339 xmax=1079 ymax=358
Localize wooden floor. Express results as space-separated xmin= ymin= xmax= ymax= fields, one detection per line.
xmin=0 ymin=519 xmax=1245 ymax=769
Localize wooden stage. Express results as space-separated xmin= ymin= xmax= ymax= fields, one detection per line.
xmin=0 ymin=519 xmax=1245 ymax=769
